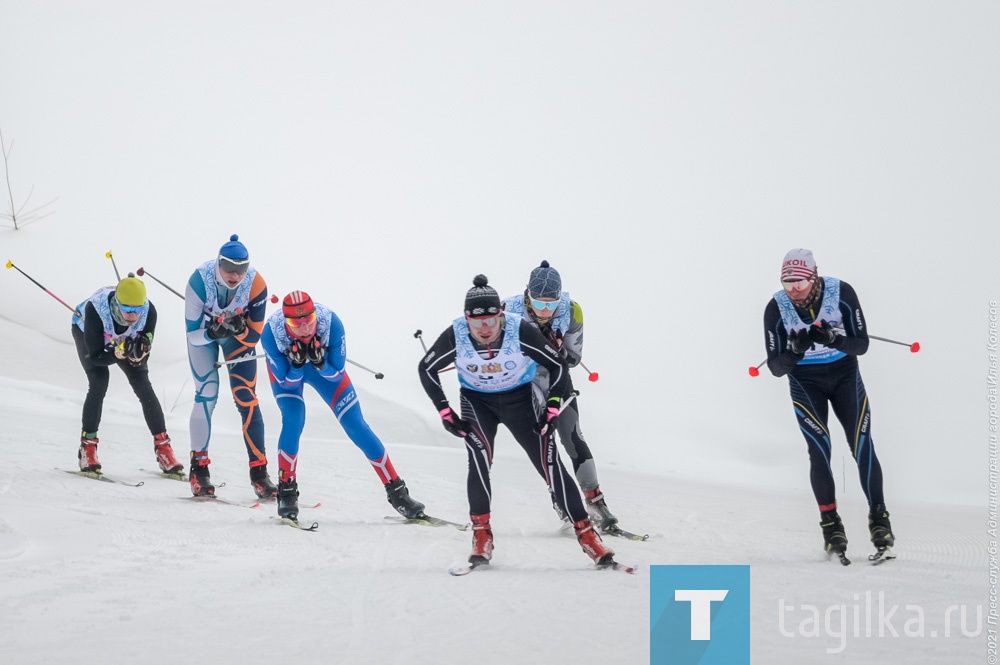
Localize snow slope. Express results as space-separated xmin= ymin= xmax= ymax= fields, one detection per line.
xmin=0 ymin=371 xmax=985 ymax=664
xmin=1 ymin=3 xmax=995 ymax=663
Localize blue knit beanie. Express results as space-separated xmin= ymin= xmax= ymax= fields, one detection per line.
xmin=527 ymin=260 xmax=561 ymax=299
xmin=218 ymin=234 xmax=249 ymax=262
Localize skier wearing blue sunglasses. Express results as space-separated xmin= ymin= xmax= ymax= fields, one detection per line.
xmin=71 ymin=273 xmax=181 ymax=476
xmin=503 ymin=260 xmax=620 ymax=534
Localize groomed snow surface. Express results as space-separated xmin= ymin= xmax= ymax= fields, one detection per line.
xmin=0 ymin=368 xmax=984 ymax=664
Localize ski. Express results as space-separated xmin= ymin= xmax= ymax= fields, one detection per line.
xmin=277 ymin=517 xmax=318 ymax=531
xmin=141 ymin=468 xmax=187 ymax=481
xmin=182 ymin=494 xmax=250 ymax=508
xmin=62 ymin=469 xmax=144 ymax=487
xmin=450 ymin=558 xmax=639 ymax=576
xmin=601 ymin=525 xmax=649 ymax=541
xmin=827 ymin=549 xmax=852 ymax=566
xmin=266 ymin=502 xmax=320 ymax=510
xmin=597 ymin=560 xmax=640 ymax=575
xmin=449 ymin=557 xmax=490 ymax=576
xmin=385 ymin=514 xmax=470 ymax=531
xmin=868 ymin=546 xmax=896 ymax=565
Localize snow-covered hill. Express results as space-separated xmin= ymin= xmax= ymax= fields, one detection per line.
xmin=0 ymin=375 xmax=985 ymax=664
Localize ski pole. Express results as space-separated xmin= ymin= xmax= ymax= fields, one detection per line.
xmin=135 ymin=267 xmax=185 ymax=301
xmin=580 ymin=361 xmax=599 ymax=383
xmin=216 ymin=354 xmax=386 ymax=380
xmin=748 ymin=329 xmax=921 ymax=377
xmin=869 ymin=334 xmax=920 ymax=352
xmin=541 ymin=391 xmax=579 ymax=436
xmin=105 ymin=250 xmax=121 ymax=281
xmin=5 ymin=260 xmax=81 ymax=315
xmin=214 ymin=354 xmax=263 ymax=368
xmin=346 ymin=358 xmax=384 ymax=380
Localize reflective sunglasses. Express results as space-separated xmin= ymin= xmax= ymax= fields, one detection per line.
xmin=219 ymin=257 xmax=250 ymax=274
xmin=119 ymin=303 xmax=146 ymax=314
xmin=782 ymin=279 xmax=811 ymax=292
xmin=467 ymin=316 xmax=500 ymax=329
xmin=286 ymin=312 xmax=317 ymax=329
xmin=529 ymin=297 xmax=560 ymax=311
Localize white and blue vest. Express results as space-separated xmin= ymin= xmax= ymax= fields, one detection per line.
xmin=266 ymin=304 xmax=334 ymax=354
xmin=196 ymin=259 xmax=258 ymax=319
xmin=503 ymin=292 xmax=572 ymax=334
xmin=73 ymin=287 xmax=149 ymax=339
xmin=773 ymin=277 xmax=847 ymax=365
xmin=453 ymin=315 xmax=536 ymax=393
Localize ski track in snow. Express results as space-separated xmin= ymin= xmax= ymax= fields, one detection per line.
xmin=0 ymin=376 xmax=987 ymax=664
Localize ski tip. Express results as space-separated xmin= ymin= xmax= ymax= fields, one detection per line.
xmin=449 ymin=560 xmax=488 ymax=576
xmin=868 ymin=547 xmax=896 ymax=565
xmin=598 ymin=561 xmax=640 ymax=574
xmin=277 ymin=517 xmax=319 ymax=531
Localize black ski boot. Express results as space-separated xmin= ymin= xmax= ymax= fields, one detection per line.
xmin=584 ymin=487 xmax=619 ymax=532
xmin=385 ymin=477 xmax=425 ymax=519
xmin=277 ymin=479 xmax=300 ymax=519
xmin=250 ymin=464 xmax=278 ymax=499
xmin=820 ymin=509 xmax=848 ymax=555
xmin=189 ymin=452 xmax=215 ymax=497
xmin=868 ymin=504 xmax=894 ymax=548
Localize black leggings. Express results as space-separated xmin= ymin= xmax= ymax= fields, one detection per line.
xmin=787 ymin=356 xmax=885 ymax=509
xmin=459 ymin=384 xmax=587 ymax=522
xmin=72 ymin=326 xmax=166 ymax=436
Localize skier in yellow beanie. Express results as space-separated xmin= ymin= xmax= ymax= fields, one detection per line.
xmin=71 ymin=272 xmax=182 ymax=477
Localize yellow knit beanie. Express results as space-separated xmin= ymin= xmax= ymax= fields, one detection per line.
xmin=116 ymin=273 xmax=147 ymax=307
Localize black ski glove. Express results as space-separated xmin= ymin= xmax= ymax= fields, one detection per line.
xmin=808 ymin=320 xmax=841 ymax=348
xmin=207 ymin=311 xmax=246 ymax=340
xmin=537 ymin=397 xmax=561 ymax=435
xmin=439 ymin=406 xmax=469 ymax=438
xmin=287 ymin=340 xmax=308 ymax=369
xmin=305 ymin=338 xmax=327 ymax=369
xmin=126 ymin=334 xmax=152 ymax=363
xmin=788 ymin=328 xmax=813 ymax=355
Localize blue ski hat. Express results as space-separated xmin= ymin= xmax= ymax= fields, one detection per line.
xmin=527 ymin=260 xmax=561 ymax=299
xmin=218 ymin=234 xmax=249 ymax=262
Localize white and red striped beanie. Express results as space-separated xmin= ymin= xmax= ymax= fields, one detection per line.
xmin=283 ymin=291 xmax=314 ymax=318
xmin=780 ymin=248 xmax=817 ymax=282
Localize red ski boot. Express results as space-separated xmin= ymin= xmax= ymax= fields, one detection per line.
xmin=78 ymin=434 xmax=101 ymax=472
xmin=153 ymin=432 xmax=183 ymax=474
xmin=470 ymin=513 xmax=494 ymax=565
xmin=574 ymin=518 xmax=615 ymax=566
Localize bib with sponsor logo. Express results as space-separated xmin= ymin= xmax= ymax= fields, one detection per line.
xmin=266 ymin=304 xmax=333 ymax=354
xmin=196 ymin=259 xmax=258 ymax=321
xmin=73 ymin=287 xmax=149 ymax=341
xmin=453 ymin=315 xmax=536 ymax=392
xmin=773 ymin=276 xmax=846 ymax=365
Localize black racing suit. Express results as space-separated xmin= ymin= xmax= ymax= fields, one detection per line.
xmin=418 ymin=319 xmax=589 ymax=521
xmin=764 ymin=279 xmax=885 ymax=510
xmin=72 ymin=297 xmax=166 ymax=436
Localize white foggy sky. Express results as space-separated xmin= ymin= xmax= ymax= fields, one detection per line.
xmin=2 ymin=2 xmax=997 ymax=506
